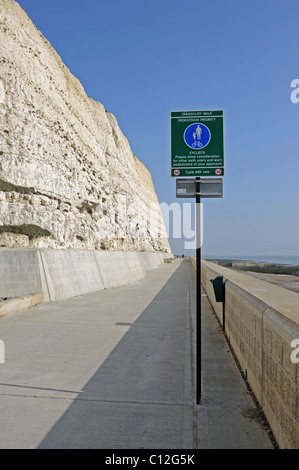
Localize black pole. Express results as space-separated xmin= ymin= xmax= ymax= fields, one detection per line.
xmin=196 ymin=177 xmax=201 ymax=404
xmin=222 ymin=281 xmax=225 ymax=331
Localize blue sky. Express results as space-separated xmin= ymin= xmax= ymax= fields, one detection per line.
xmin=16 ymin=0 xmax=299 ymax=258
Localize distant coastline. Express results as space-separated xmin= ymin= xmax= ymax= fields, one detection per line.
xmin=204 ymin=256 xmax=299 ymax=294
xmin=204 ymin=255 xmax=299 ymax=267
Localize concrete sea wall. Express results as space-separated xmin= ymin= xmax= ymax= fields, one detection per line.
xmin=0 ymin=248 xmax=169 ymax=302
xmin=191 ymin=257 xmax=299 ymax=449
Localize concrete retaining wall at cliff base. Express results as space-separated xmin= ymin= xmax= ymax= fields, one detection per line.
xmin=0 ymin=248 xmax=170 ymax=302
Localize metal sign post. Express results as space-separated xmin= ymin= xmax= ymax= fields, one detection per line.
xmin=172 ymin=110 xmax=224 ymax=405
xmin=195 ymin=177 xmax=201 ymax=404
xmin=176 ymin=177 xmax=223 ymax=403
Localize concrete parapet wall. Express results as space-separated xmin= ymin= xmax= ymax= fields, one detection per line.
xmin=262 ymin=307 xmax=299 ymax=449
xmin=191 ymin=257 xmax=299 ymax=449
xmin=0 ymin=248 xmax=166 ymax=302
xmin=224 ymin=282 xmax=266 ymax=405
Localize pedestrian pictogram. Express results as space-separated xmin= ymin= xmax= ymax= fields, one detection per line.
xmin=184 ymin=123 xmax=211 ymax=150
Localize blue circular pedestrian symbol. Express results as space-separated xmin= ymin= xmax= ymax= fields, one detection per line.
xmin=184 ymin=123 xmax=211 ymax=149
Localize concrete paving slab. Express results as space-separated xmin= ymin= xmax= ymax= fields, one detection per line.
xmin=0 ymin=259 xmax=274 ymax=449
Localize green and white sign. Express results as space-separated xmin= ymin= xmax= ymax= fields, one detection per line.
xmin=171 ymin=110 xmax=224 ymax=177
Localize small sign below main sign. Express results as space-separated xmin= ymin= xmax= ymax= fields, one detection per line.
xmin=176 ymin=178 xmax=223 ymax=198
xmin=171 ymin=110 xmax=224 ymax=177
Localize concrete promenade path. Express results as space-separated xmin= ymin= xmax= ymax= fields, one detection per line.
xmin=0 ymin=259 xmax=274 ymax=449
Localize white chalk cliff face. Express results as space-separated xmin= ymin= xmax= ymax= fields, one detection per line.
xmin=0 ymin=0 xmax=171 ymax=253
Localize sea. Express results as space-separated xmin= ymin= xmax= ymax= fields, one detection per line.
xmin=203 ymin=255 xmax=299 ymax=267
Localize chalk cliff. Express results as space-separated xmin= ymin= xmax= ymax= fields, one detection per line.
xmin=0 ymin=0 xmax=171 ymax=253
